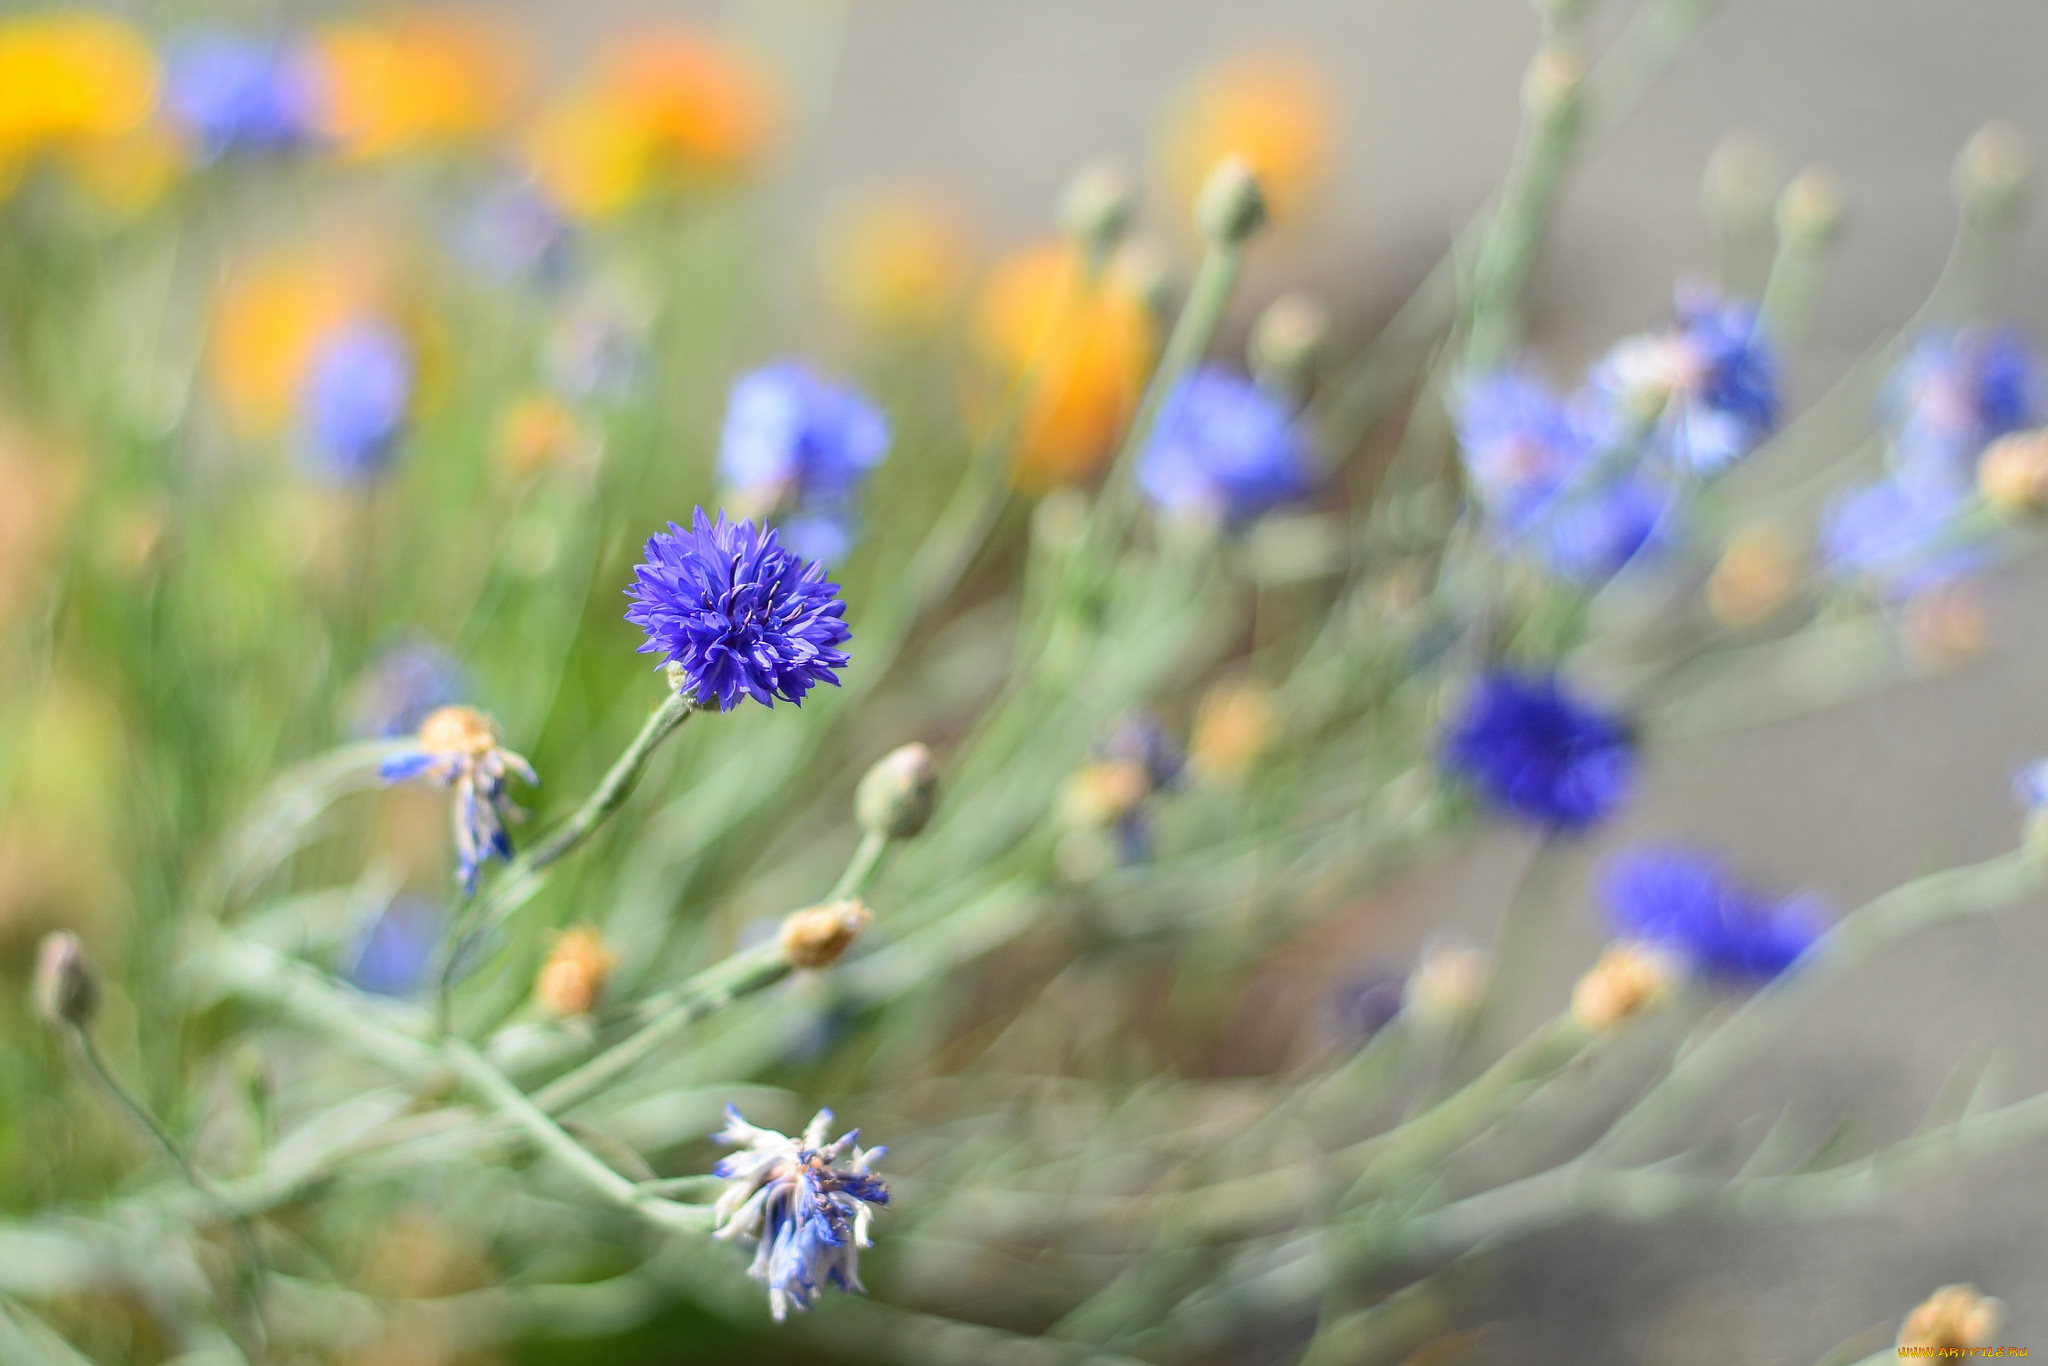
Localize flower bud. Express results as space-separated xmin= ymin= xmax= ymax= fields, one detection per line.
xmin=1059 ymin=760 xmax=1149 ymax=830
xmin=1776 ymin=168 xmax=1844 ymax=251
xmin=1058 ymin=159 xmax=1134 ymax=261
xmin=1900 ymin=583 xmax=1990 ymax=667
xmin=1113 ymin=238 xmax=1177 ymax=321
xmin=779 ymin=898 xmax=872 ymax=969
xmin=1700 ymin=131 xmax=1781 ymax=234
xmin=1405 ymin=939 xmax=1490 ymax=1027
xmin=1979 ymin=428 xmax=2048 ymax=515
xmin=855 ymin=742 xmax=938 ymax=840
xmin=1248 ymin=292 xmax=1329 ymax=398
xmin=1570 ymin=943 xmax=1675 ymax=1033
xmin=1955 ymin=120 xmax=2030 ymax=222
xmin=1190 ymin=679 xmax=1278 ymax=782
xmin=534 ymin=926 xmax=617 ymax=1018
xmin=34 ymin=931 xmax=98 ymax=1029
xmin=1898 ymin=1284 xmax=2002 ymax=1351
xmin=1193 ymin=157 xmax=1267 ymax=246
xmin=1706 ymin=522 xmax=1800 ymax=629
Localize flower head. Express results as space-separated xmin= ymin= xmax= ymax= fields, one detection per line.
xmin=1137 ymin=366 xmax=1315 ymax=524
xmin=1598 ymin=845 xmax=1825 ymax=985
xmin=1570 ymin=942 xmax=1677 ymax=1032
xmin=1591 ymin=285 xmax=1779 ymax=478
xmin=1454 ymin=371 xmax=1600 ymax=531
xmin=1898 ymin=1285 xmax=2002 ymax=1351
xmin=719 ymin=363 xmax=890 ymax=563
xmin=379 ymin=706 xmax=538 ymax=894
xmin=1441 ymin=671 xmax=1635 ymax=831
xmin=1885 ymin=328 xmax=2039 ymax=502
xmin=347 ymin=897 xmax=443 ymax=997
xmin=303 ymin=319 xmax=414 ymax=481
xmin=1159 ymin=51 xmax=1334 ymax=226
xmin=625 ymin=510 xmax=851 ymax=710
xmin=312 ymin=7 xmax=530 ymax=161
xmin=1820 ymin=474 xmax=1982 ymax=602
xmin=347 ymin=634 xmax=468 ymax=738
xmin=163 ymin=35 xmax=324 ymax=158
xmin=1530 ymin=470 xmax=1676 ymax=585
xmin=711 ymin=1105 xmax=888 ymax=1321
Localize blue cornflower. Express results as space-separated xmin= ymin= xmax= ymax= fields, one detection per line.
xmin=1137 ymin=366 xmax=1315 ymax=524
xmin=1591 ymin=285 xmax=1779 ymax=478
xmin=711 ymin=1105 xmax=889 ymax=1321
xmin=1883 ymin=328 xmax=2040 ymax=503
xmin=379 ymin=706 xmax=538 ymax=895
xmin=1454 ymin=370 xmax=1602 ymax=531
xmin=1598 ymin=844 xmax=1826 ymax=984
xmin=304 ymin=320 xmax=414 ymax=481
xmin=347 ymin=634 xmax=468 ymax=739
xmin=719 ymin=362 xmax=890 ymax=564
xmin=163 ymin=35 xmax=323 ymax=159
xmin=346 ymin=897 xmax=443 ymax=997
xmin=1441 ymin=670 xmax=1635 ymax=832
xmin=1532 ymin=470 xmax=1677 ymax=585
xmin=1819 ymin=476 xmax=1983 ymax=601
xmin=625 ymin=510 xmax=852 ymax=711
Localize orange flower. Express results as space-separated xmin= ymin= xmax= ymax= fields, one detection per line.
xmin=973 ymin=242 xmax=1155 ymax=490
xmin=822 ymin=189 xmax=976 ymax=335
xmin=313 ymin=7 xmax=530 ymax=160
xmin=208 ymin=255 xmax=361 ymax=434
xmin=524 ymin=93 xmax=653 ymax=222
xmin=0 ymin=12 xmax=164 ymax=206
xmin=1160 ymin=52 xmax=1336 ymax=226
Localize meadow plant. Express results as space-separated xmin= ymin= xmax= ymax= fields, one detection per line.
xmin=0 ymin=3 xmax=2043 ymax=1363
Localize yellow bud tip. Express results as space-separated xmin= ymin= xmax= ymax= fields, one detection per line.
xmin=1193 ymin=156 xmax=1267 ymax=245
xmin=417 ymin=705 xmax=504 ymax=757
xmin=1978 ymin=428 xmax=2048 ymax=515
xmin=1898 ymin=1284 xmax=2002 ymax=1351
xmin=779 ymin=899 xmax=873 ymax=970
xmin=1956 ymin=120 xmax=2031 ymax=215
xmin=1405 ymin=942 xmax=1490 ymax=1026
xmin=1190 ymin=680 xmax=1279 ymax=782
xmin=1060 ymin=760 xmax=1150 ymax=830
xmin=1570 ymin=943 xmax=1676 ymax=1033
xmin=1702 ymin=131 xmax=1783 ymax=221
xmin=534 ymin=926 xmax=618 ymax=1018
xmin=1521 ymin=46 xmax=1585 ymax=123
xmin=1706 ymin=523 xmax=1801 ymax=629
xmin=1777 ymin=167 xmax=1845 ymax=248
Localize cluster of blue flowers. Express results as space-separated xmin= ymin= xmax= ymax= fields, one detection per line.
xmin=1137 ymin=366 xmax=1316 ymax=525
xmin=1455 ymin=285 xmax=1778 ymax=586
xmin=1822 ymin=328 xmax=2041 ymax=600
xmin=718 ymin=362 xmax=891 ymax=563
xmin=710 ymin=1105 xmax=889 ymax=1321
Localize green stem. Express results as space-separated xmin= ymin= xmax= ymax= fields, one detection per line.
xmin=522 ymin=690 xmax=698 ymax=874
xmin=827 ymin=828 xmax=890 ymax=903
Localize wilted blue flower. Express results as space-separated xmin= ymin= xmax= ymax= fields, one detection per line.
xmin=1884 ymin=328 xmax=2040 ymax=503
xmin=1598 ymin=844 xmax=1826 ymax=984
xmin=380 ymin=706 xmax=538 ymax=895
xmin=347 ymin=635 xmax=468 ymax=739
xmin=625 ymin=510 xmax=852 ymax=710
xmin=711 ymin=1105 xmax=888 ymax=1321
xmin=304 ymin=321 xmax=414 ymax=481
xmin=1819 ymin=476 xmax=1983 ymax=600
xmin=347 ymin=898 xmax=443 ymax=997
xmin=1441 ymin=670 xmax=1635 ymax=832
xmin=1107 ymin=712 xmax=1185 ymax=792
xmin=1592 ymin=285 xmax=1779 ymax=478
xmin=1531 ymin=471 xmax=1676 ymax=585
xmin=719 ymin=363 xmax=891 ymax=563
xmin=1454 ymin=371 xmax=1601 ymax=531
xmin=1137 ymin=366 xmax=1315 ymax=524
xmin=163 ymin=35 xmax=323 ymax=158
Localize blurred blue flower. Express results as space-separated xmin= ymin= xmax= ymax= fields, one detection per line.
xmin=1531 ymin=471 xmax=1677 ymax=585
xmin=304 ymin=321 xmax=413 ymax=481
xmin=625 ymin=509 xmax=852 ymax=710
xmin=1599 ymin=844 xmax=1826 ymax=984
xmin=163 ymin=35 xmax=323 ymax=158
xmin=1333 ymin=968 xmax=1407 ymax=1040
xmin=1592 ymin=285 xmax=1779 ymax=478
xmin=1441 ymin=670 xmax=1635 ymax=832
xmin=1884 ymin=328 xmax=2040 ymax=503
xmin=380 ymin=706 xmax=538 ymax=895
xmin=460 ymin=181 xmax=573 ymax=287
xmin=719 ymin=362 xmax=891 ymax=563
xmin=348 ymin=635 xmax=468 ymax=739
xmin=1819 ymin=476 xmax=1983 ymax=600
xmin=711 ymin=1105 xmax=888 ymax=1321
xmin=347 ymin=898 xmax=443 ymax=998
xmin=1106 ymin=711 xmax=1185 ymax=791
xmin=1454 ymin=370 xmax=1601 ymax=531
xmin=1137 ymin=366 xmax=1315 ymax=524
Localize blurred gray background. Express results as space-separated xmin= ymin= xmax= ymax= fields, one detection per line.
xmin=570 ymin=0 xmax=2048 ymax=1356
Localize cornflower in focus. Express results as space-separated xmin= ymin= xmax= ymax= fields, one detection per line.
xmin=711 ymin=1106 xmax=888 ymax=1321
xmin=380 ymin=705 xmax=538 ymax=894
xmin=162 ymin=34 xmax=323 ymax=159
xmin=1591 ymin=285 xmax=1780 ymax=478
xmin=303 ymin=319 xmax=415 ymax=481
xmin=1598 ymin=844 xmax=1826 ymax=985
xmin=312 ymin=7 xmax=530 ymax=161
xmin=719 ymin=363 xmax=891 ymax=563
xmin=625 ymin=510 xmax=852 ymax=710
xmin=1441 ymin=671 xmax=1635 ymax=832
xmin=974 ymin=242 xmax=1156 ymax=490
xmin=1159 ymin=51 xmax=1335 ymax=225
xmin=347 ymin=634 xmax=468 ymax=738
xmin=1137 ymin=366 xmax=1315 ymax=525
xmin=526 ymin=25 xmax=775 ymax=220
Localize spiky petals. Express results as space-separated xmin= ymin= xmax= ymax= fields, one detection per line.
xmin=624 ymin=509 xmax=851 ymax=710
xmin=710 ymin=1105 xmax=889 ymax=1320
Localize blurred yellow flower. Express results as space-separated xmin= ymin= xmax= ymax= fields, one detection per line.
xmin=495 ymin=393 xmax=594 ymax=478
xmin=1189 ymin=679 xmax=1278 ymax=782
xmin=313 ymin=7 xmax=531 ymax=160
xmin=1160 ymin=52 xmax=1336 ymax=226
xmin=973 ymin=241 xmax=1155 ymax=490
xmin=0 ymin=12 xmax=165 ymax=206
xmin=823 ymin=190 xmax=977 ymax=335
xmin=534 ymin=926 xmax=617 ymax=1018
xmin=526 ymin=25 xmax=776 ymax=221
xmin=0 ymin=424 xmax=80 ymax=623
xmin=208 ymin=256 xmax=360 ymax=434
xmin=60 ymin=118 xmax=186 ymax=214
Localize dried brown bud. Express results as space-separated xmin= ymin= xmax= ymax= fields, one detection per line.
xmin=1405 ymin=940 xmax=1490 ymax=1027
xmin=1570 ymin=943 xmax=1675 ymax=1033
xmin=534 ymin=926 xmax=618 ymax=1018
xmin=1898 ymin=1284 xmax=2002 ymax=1350
xmin=779 ymin=899 xmax=873 ymax=970
xmin=856 ymin=742 xmax=939 ymax=840
xmin=1979 ymin=428 xmax=2048 ymax=515
xmin=34 ymin=931 xmax=98 ymax=1029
